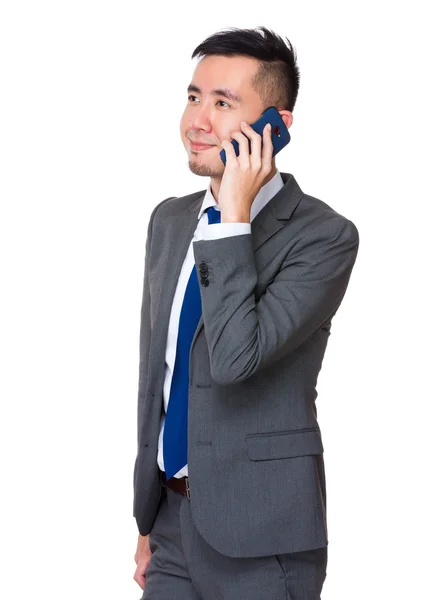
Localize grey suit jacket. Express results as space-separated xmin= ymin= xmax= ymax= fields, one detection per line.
xmin=133 ymin=171 xmax=359 ymax=558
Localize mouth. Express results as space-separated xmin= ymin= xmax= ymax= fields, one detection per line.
xmin=189 ymin=141 xmax=216 ymax=151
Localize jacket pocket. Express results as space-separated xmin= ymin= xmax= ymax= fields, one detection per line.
xmin=246 ymin=427 xmax=323 ymax=461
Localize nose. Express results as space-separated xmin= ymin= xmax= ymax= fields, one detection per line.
xmin=189 ymin=107 xmax=213 ymax=133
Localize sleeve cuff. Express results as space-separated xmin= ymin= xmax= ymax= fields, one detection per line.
xmin=200 ymin=222 xmax=251 ymax=240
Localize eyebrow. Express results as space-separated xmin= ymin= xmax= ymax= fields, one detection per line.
xmin=187 ymin=84 xmax=242 ymax=104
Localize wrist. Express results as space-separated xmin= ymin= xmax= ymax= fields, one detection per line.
xmin=220 ymin=212 xmax=250 ymax=223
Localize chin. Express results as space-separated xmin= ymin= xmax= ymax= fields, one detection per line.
xmin=188 ymin=158 xmax=224 ymax=178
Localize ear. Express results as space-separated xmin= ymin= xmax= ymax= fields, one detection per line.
xmin=278 ymin=110 xmax=293 ymax=129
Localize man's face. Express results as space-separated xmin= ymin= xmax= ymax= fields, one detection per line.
xmin=180 ymin=55 xmax=266 ymax=179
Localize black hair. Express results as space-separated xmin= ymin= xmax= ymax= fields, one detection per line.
xmin=191 ymin=26 xmax=300 ymax=112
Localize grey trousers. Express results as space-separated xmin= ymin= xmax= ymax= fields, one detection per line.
xmin=142 ymin=480 xmax=327 ymax=600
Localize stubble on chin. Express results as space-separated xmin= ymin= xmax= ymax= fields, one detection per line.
xmin=188 ymin=160 xmax=223 ymax=178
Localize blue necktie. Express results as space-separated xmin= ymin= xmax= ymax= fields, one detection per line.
xmin=163 ymin=206 xmax=221 ymax=479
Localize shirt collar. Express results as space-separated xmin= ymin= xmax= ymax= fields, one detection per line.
xmin=197 ymin=169 xmax=284 ymax=222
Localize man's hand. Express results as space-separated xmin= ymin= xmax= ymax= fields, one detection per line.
xmin=219 ymin=121 xmax=274 ymax=223
xmin=133 ymin=534 xmax=152 ymax=590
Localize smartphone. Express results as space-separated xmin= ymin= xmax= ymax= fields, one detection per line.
xmin=219 ymin=106 xmax=290 ymax=165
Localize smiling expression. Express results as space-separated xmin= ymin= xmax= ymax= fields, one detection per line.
xmin=180 ymin=55 xmax=271 ymax=179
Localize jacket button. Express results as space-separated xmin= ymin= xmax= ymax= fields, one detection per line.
xmin=201 ymin=279 xmax=209 ymax=287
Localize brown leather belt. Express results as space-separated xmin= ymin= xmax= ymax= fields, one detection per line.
xmin=160 ymin=470 xmax=190 ymax=500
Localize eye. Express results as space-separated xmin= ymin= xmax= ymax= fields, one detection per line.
xmin=187 ymin=96 xmax=231 ymax=108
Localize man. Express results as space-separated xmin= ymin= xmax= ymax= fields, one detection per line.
xmin=133 ymin=26 xmax=359 ymax=599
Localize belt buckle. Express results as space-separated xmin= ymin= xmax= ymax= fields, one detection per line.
xmin=185 ymin=477 xmax=191 ymax=501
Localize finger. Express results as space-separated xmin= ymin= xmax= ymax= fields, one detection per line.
xmin=230 ymin=131 xmax=250 ymax=168
xmin=241 ymin=121 xmax=262 ymax=170
xmin=134 ymin=561 xmax=148 ymax=589
xmin=261 ymin=123 xmax=273 ymax=172
xmin=220 ymin=139 xmax=238 ymax=168
xmin=133 ymin=569 xmax=145 ymax=589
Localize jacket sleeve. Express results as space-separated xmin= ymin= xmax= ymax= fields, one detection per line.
xmin=192 ymin=215 xmax=360 ymax=385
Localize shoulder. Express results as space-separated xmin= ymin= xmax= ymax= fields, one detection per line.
xmin=294 ymin=191 xmax=359 ymax=247
xmin=149 ymin=190 xmax=205 ymax=222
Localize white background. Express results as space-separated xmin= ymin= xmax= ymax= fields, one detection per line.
xmin=1 ymin=1 xmax=424 ymax=598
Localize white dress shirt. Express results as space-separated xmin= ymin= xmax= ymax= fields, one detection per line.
xmin=157 ymin=168 xmax=284 ymax=478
